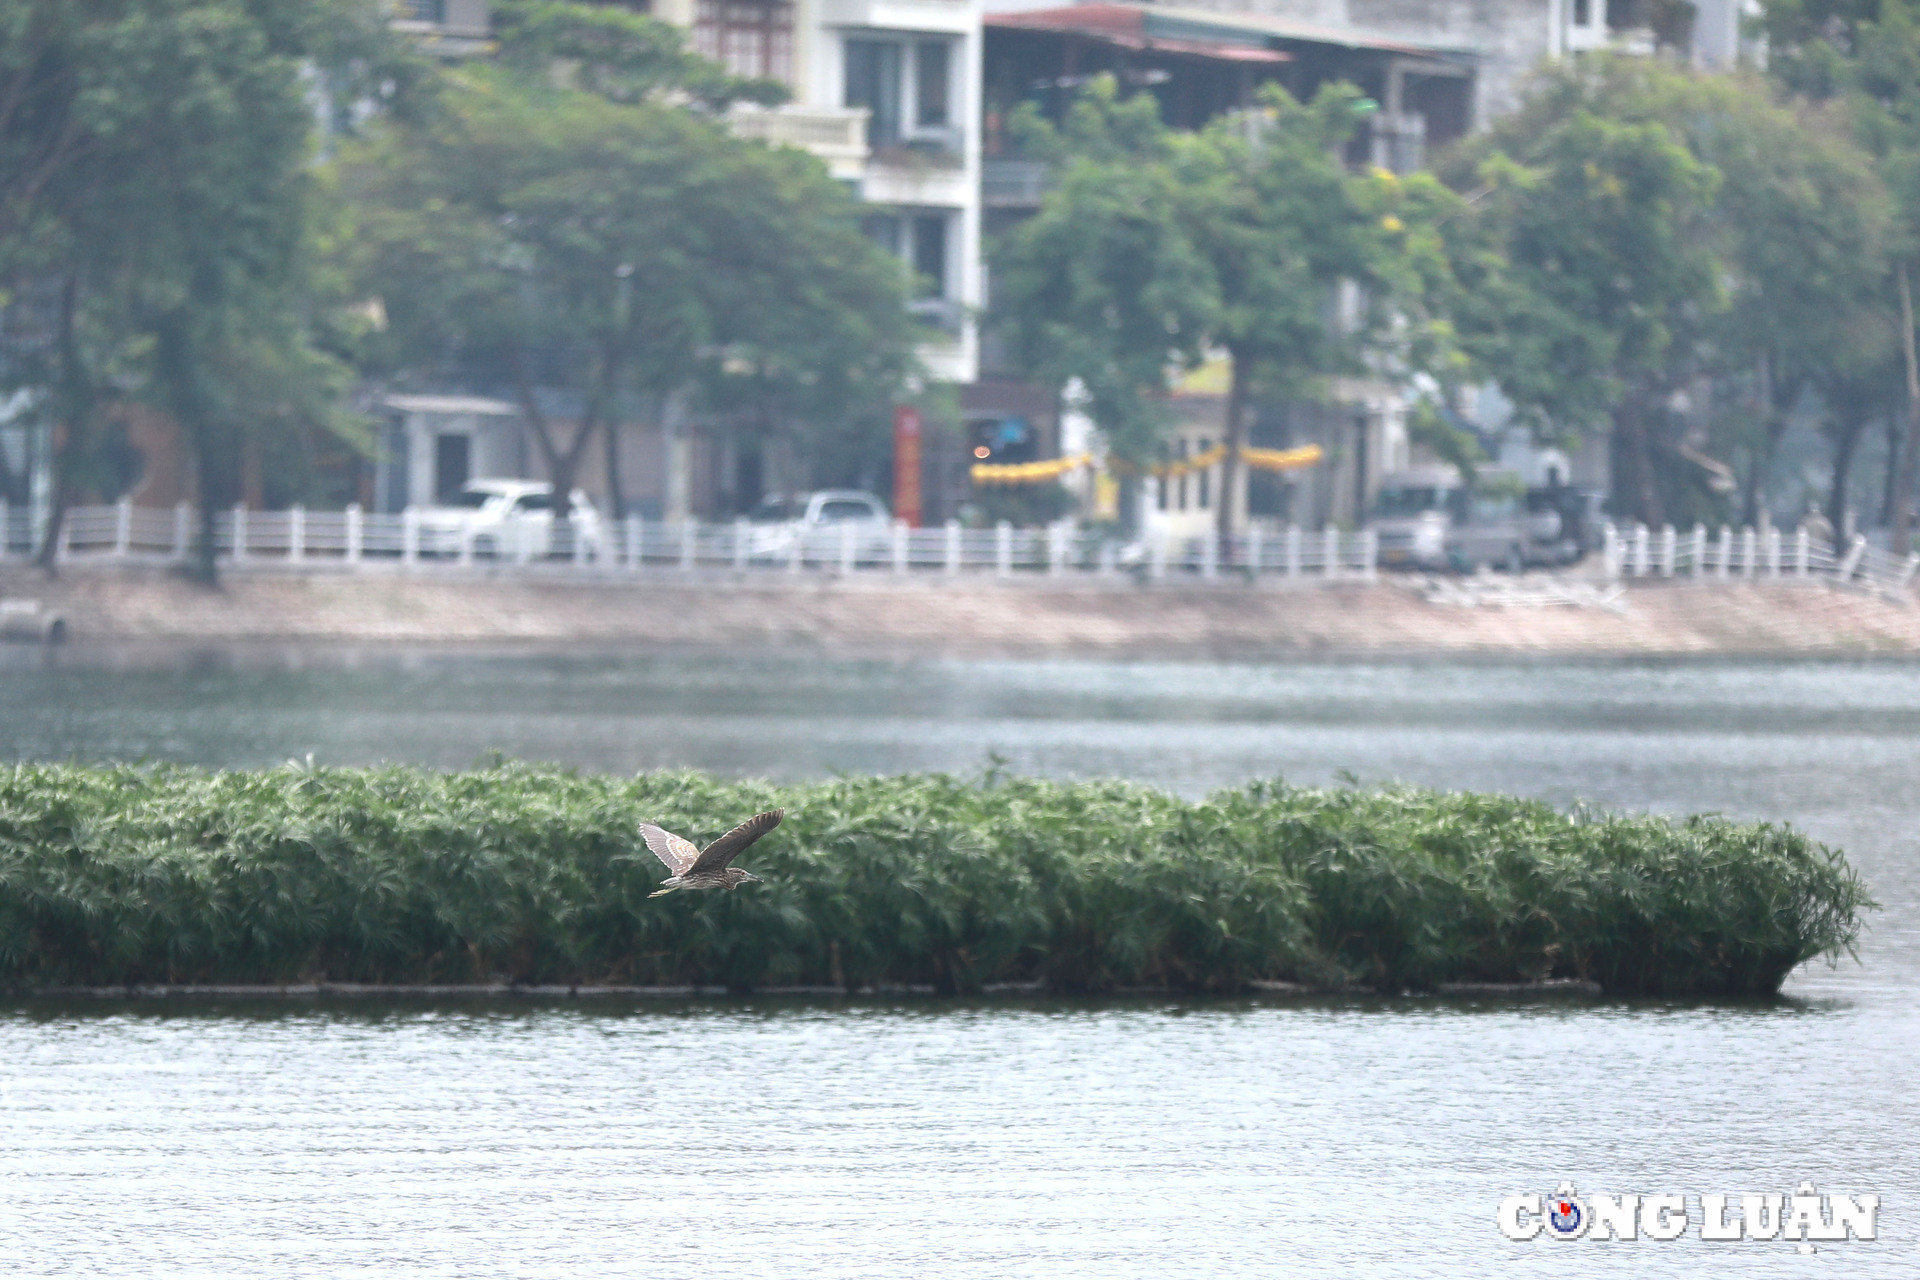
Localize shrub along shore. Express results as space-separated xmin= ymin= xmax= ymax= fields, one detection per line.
xmin=0 ymin=764 xmax=1871 ymax=996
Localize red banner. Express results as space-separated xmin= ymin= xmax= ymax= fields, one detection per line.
xmin=893 ymin=405 xmax=923 ymax=528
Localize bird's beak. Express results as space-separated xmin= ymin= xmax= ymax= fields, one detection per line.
xmin=743 ymin=872 xmax=764 ymax=884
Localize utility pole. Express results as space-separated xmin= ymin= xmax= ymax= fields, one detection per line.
xmin=1897 ymin=265 xmax=1919 ymax=555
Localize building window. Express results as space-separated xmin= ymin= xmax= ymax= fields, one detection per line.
xmin=846 ymin=36 xmax=957 ymax=151
xmin=910 ymin=214 xmax=947 ymax=298
xmin=695 ymin=0 xmax=794 ymax=82
xmin=845 ymin=40 xmax=903 ymax=146
xmin=915 ymin=42 xmax=950 ymax=128
xmin=863 ymin=211 xmax=951 ymax=298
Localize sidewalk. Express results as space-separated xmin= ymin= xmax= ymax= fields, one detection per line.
xmin=7 ymin=563 xmax=1920 ymax=656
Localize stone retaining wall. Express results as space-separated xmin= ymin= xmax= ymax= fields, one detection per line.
xmin=6 ymin=564 xmax=1920 ymax=656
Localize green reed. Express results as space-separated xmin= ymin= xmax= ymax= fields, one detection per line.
xmin=0 ymin=762 xmax=1872 ymax=994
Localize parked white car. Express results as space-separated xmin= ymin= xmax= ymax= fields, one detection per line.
xmin=415 ymin=480 xmax=603 ymax=560
xmin=745 ymin=490 xmax=893 ymax=564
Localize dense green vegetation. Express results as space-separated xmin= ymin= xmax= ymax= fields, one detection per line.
xmin=0 ymin=764 xmax=1869 ymax=997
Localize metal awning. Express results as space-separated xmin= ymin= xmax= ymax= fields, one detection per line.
xmin=987 ymin=3 xmax=1477 ymax=63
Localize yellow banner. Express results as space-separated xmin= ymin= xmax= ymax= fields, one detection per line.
xmin=972 ymin=444 xmax=1324 ymax=486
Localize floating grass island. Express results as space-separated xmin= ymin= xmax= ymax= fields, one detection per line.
xmin=0 ymin=763 xmax=1872 ymax=996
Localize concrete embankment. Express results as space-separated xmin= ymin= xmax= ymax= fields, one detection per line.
xmin=5 ymin=562 xmax=1920 ymax=656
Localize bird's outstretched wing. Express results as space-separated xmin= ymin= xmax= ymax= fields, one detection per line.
xmin=639 ymin=823 xmax=700 ymax=875
xmin=688 ymin=809 xmax=783 ymax=875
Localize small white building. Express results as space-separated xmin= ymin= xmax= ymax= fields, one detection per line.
xmin=376 ymin=394 xmax=527 ymax=513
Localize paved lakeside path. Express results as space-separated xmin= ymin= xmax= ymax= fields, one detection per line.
xmin=7 ymin=563 xmax=1920 ymax=657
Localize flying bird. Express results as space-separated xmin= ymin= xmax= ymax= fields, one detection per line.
xmin=641 ymin=809 xmax=783 ymax=897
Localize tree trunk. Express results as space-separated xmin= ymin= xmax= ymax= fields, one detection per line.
xmin=1827 ymin=412 xmax=1870 ymax=536
xmin=1897 ymin=265 xmax=1920 ymax=553
xmin=1881 ymin=411 xmax=1904 ymax=528
xmin=1611 ymin=393 xmax=1665 ymax=528
xmin=1741 ymin=353 xmax=1772 ymax=529
xmin=603 ymin=410 xmax=626 ymax=522
xmin=508 ymin=348 xmax=600 ymax=550
xmin=1215 ymin=349 xmax=1247 ymax=556
xmin=33 ymin=275 xmax=87 ymax=575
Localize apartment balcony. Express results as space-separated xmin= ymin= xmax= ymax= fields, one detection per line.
xmin=909 ymin=296 xmax=966 ymax=337
xmin=728 ymin=105 xmax=871 ymax=181
xmin=389 ymin=0 xmax=492 ymax=56
xmin=981 ymin=159 xmax=1054 ymax=208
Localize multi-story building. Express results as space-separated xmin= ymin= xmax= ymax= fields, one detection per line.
xmin=671 ymin=0 xmax=985 ymax=384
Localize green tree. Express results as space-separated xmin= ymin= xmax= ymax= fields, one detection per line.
xmin=994 ymin=78 xmax=1453 ymax=535
xmin=1454 ymin=58 xmax=1895 ymax=531
xmin=1176 ymin=87 xmax=1460 ymax=543
xmin=340 ymin=2 xmax=911 ymax=525
xmin=1444 ymin=58 xmax=1725 ymax=527
xmin=990 ymin=79 xmax=1214 ymax=525
xmin=0 ymin=0 xmax=399 ymax=578
xmin=1764 ymin=0 xmax=1920 ymax=544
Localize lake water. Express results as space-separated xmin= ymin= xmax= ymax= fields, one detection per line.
xmin=1 ymin=645 xmax=1915 ymax=1276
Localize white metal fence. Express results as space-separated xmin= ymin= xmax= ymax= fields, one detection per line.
xmin=1600 ymin=521 xmax=1920 ymax=595
xmin=2 ymin=499 xmax=1381 ymax=582
xmin=12 ymin=502 xmax=1920 ymax=597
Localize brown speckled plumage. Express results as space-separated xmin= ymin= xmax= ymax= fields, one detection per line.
xmin=641 ymin=810 xmax=782 ymax=897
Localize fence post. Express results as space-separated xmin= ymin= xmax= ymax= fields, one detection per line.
xmin=228 ymin=503 xmax=246 ymax=564
xmin=1716 ymin=526 xmax=1732 ymax=578
xmin=840 ymin=521 xmax=857 ymax=576
xmin=114 ymin=498 xmax=132 ymax=557
xmin=1286 ymin=525 xmax=1301 ymax=578
xmin=734 ymin=518 xmax=750 ymax=573
xmin=1796 ymin=526 xmax=1810 ymax=576
xmin=1600 ymin=522 xmax=1618 ymax=579
xmin=1322 ymin=526 xmax=1339 ymax=579
xmin=1837 ymin=534 xmax=1868 ymax=582
xmin=1046 ymin=522 xmax=1064 ymax=576
xmin=345 ymin=504 xmax=363 ymax=564
xmin=1742 ymin=526 xmax=1757 ymax=578
xmin=1632 ymin=523 xmax=1649 ymax=577
xmin=1361 ymin=527 xmax=1378 ymax=581
xmin=1660 ymin=525 xmax=1676 ymax=577
xmin=994 ymin=521 xmax=1013 ymax=578
xmin=1767 ymin=526 xmax=1781 ymax=577
xmin=575 ymin=518 xmax=591 ymax=568
xmin=628 ymin=514 xmax=643 ymax=570
xmin=944 ymin=519 xmax=961 ymax=575
xmin=401 ymin=507 xmax=418 ymax=565
xmin=1688 ymin=524 xmax=1705 ymax=577
xmin=893 ymin=520 xmax=909 ymax=575
xmin=680 ymin=518 xmax=697 ymax=572
xmin=1247 ymin=525 xmax=1263 ymax=578
xmin=290 ymin=505 xmax=306 ymax=564
xmin=1149 ymin=529 xmax=1167 ymax=580
xmin=1200 ymin=530 xmax=1218 ymax=579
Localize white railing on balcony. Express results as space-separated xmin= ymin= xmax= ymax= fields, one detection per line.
xmin=981 ymin=158 xmax=1055 ymax=207
xmin=728 ymin=105 xmax=870 ymax=165
xmin=5 ymin=500 xmax=1381 ymax=584
xmin=1600 ymin=521 xmax=1920 ymax=595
